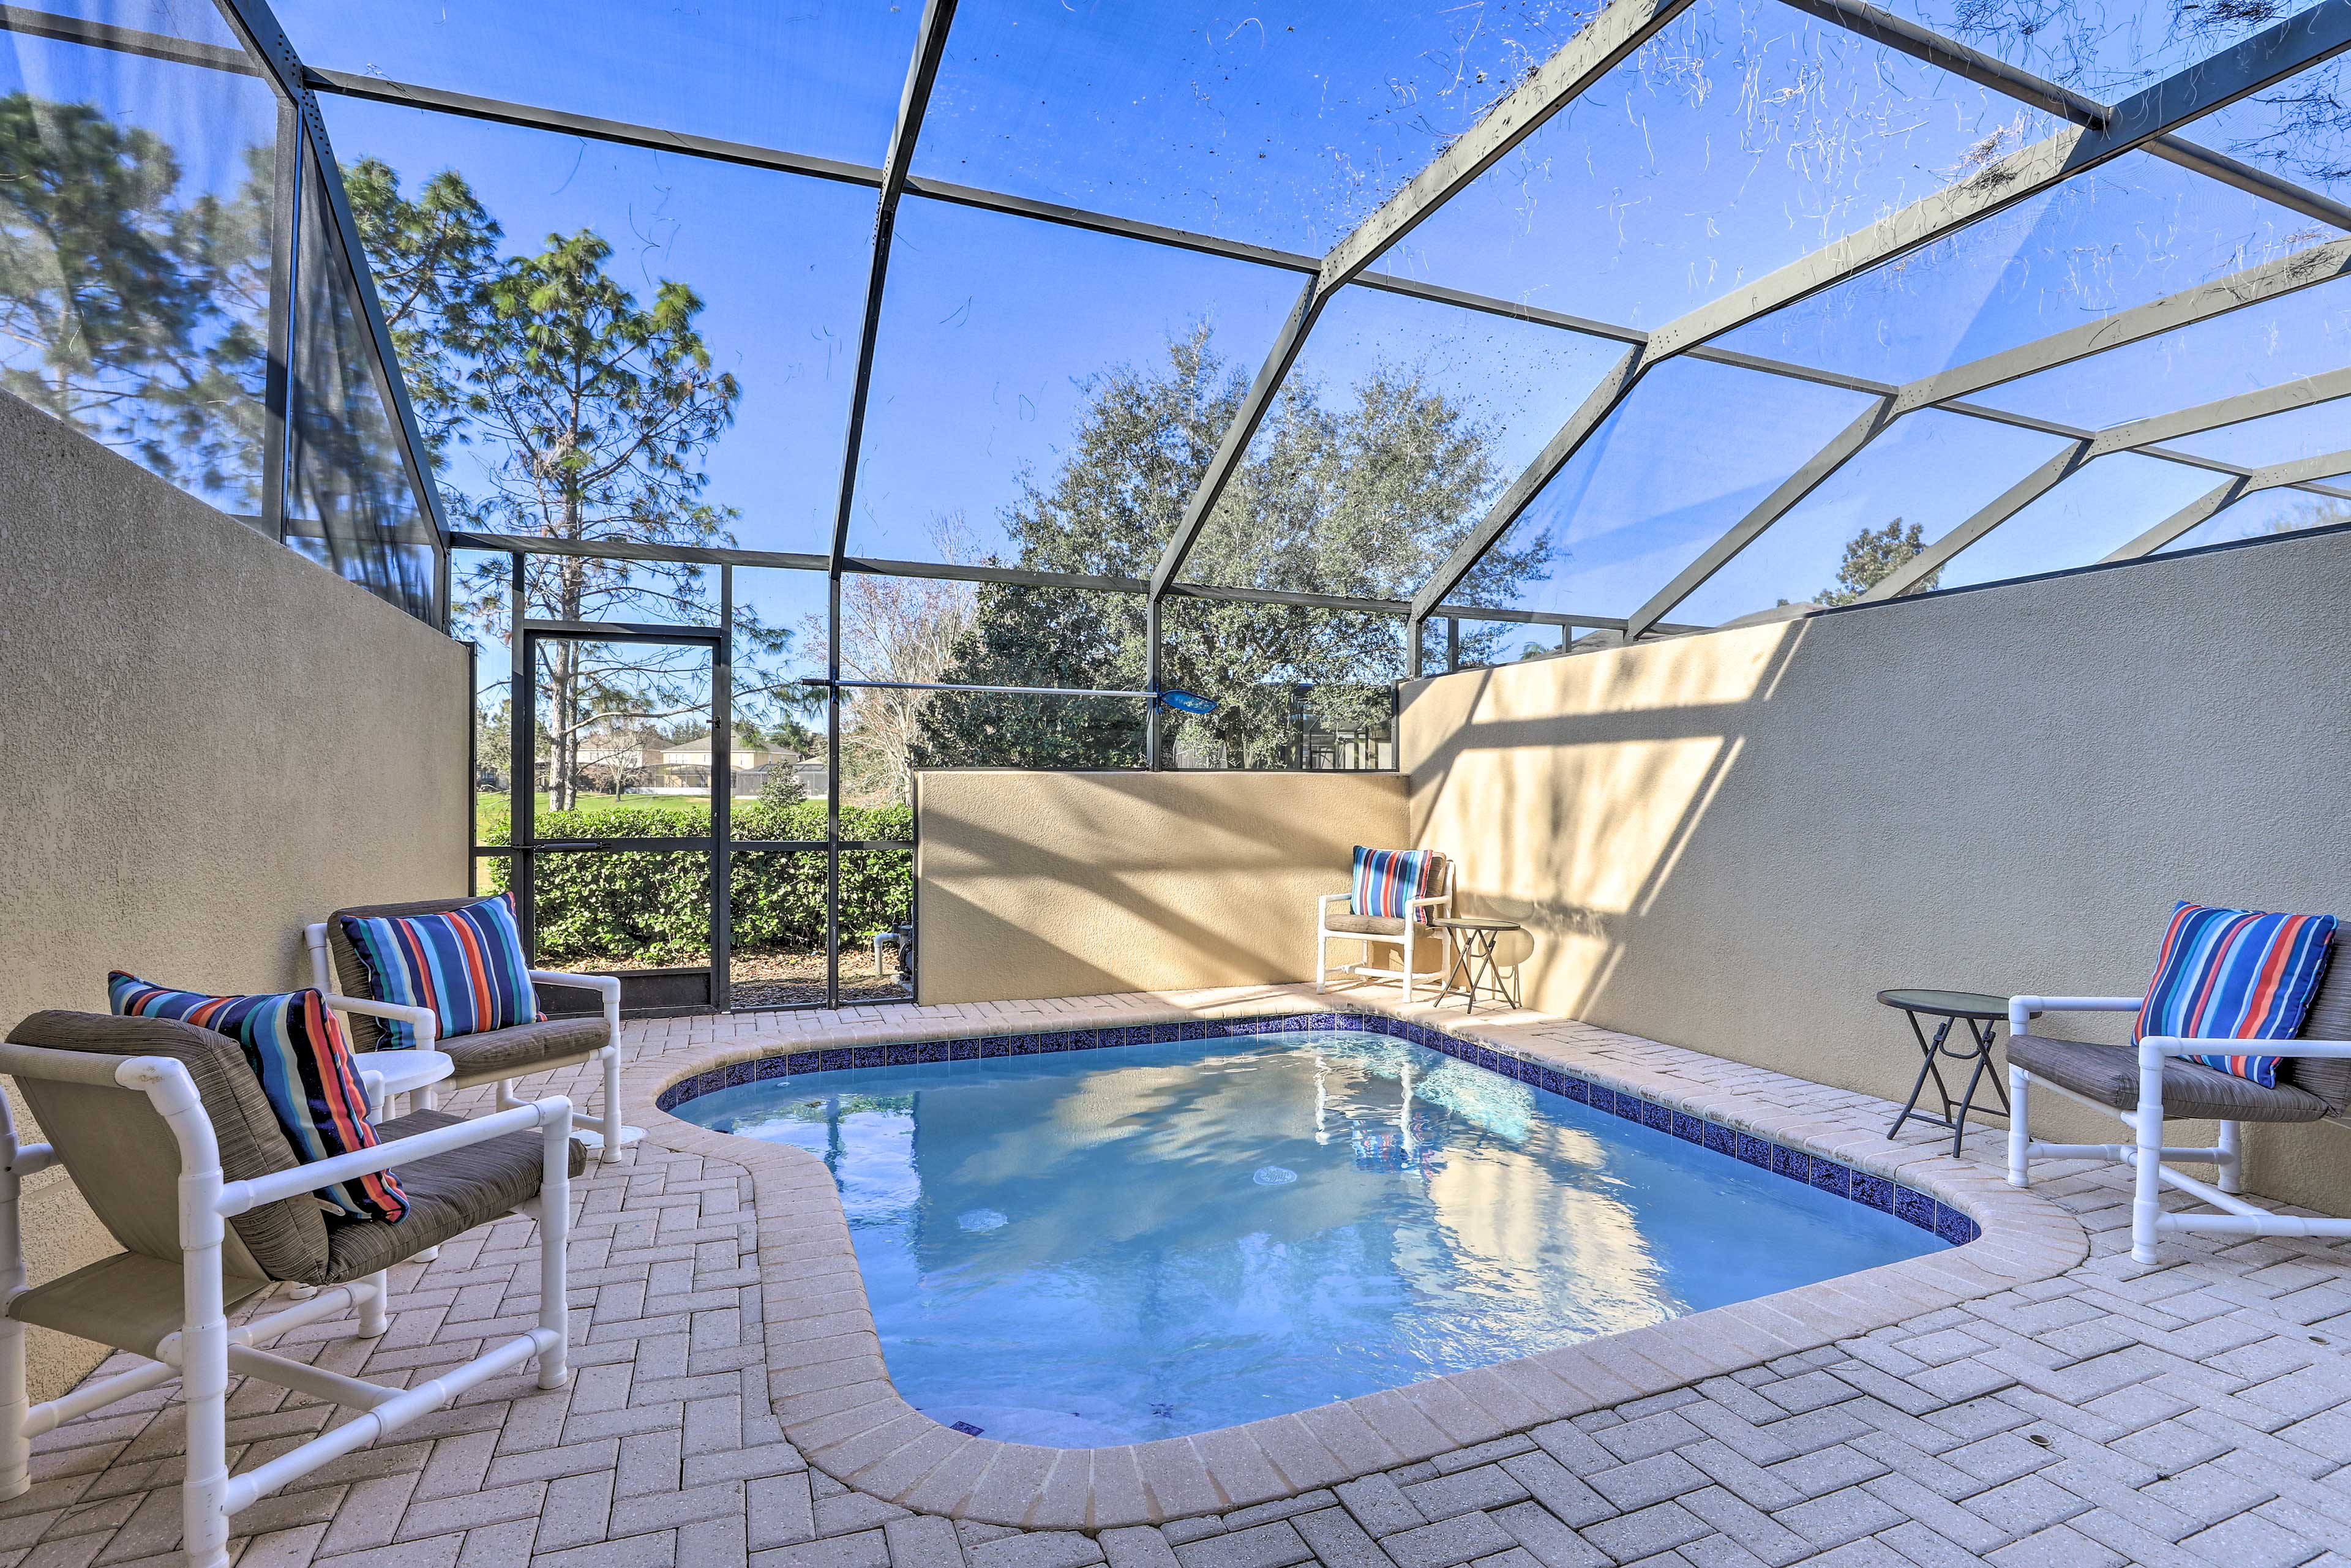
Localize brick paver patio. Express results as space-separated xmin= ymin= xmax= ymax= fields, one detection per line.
xmin=16 ymin=987 xmax=2351 ymax=1568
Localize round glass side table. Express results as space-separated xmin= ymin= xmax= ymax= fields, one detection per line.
xmin=1878 ymin=989 xmax=2034 ymax=1158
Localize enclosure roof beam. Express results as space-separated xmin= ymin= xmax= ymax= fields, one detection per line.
xmin=1400 ymin=6 xmax=2350 ymax=634
xmin=1414 ymin=228 xmax=2351 ymax=630
xmin=1649 ymin=2 xmax=2351 ymax=362
xmin=1858 ymin=441 xmax=2096 ymax=602
xmin=1856 ymin=370 xmax=2351 ymax=602
xmin=209 ymin=0 xmax=455 ymax=554
xmin=1146 ymin=0 xmax=1701 ymax=602
xmin=2147 ymin=136 xmax=2351 ymax=233
xmin=1624 ymin=298 xmax=2351 ymax=637
xmin=23 ymin=6 xmax=2312 ymax=503
xmin=1780 ymin=0 xmax=2351 ymax=231
xmin=449 ymin=531 xmax=1633 ymax=626
xmin=1317 ymin=0 xmax=1698 ymax=291
xmin=822 ymin=0 xmax=960 ymax=579
xmin=1 ymin=3 xmax=252 ymax=70
xmin=2102 ymin=449 xmax=2351 ymax=561
xmin=1903 ymin=236 xmax=2351 ymax=413
xmin=2088 ymin=366 xmax=2351 ymax=456
xmin=1622 ymin=397 xmax=1900 ymax=639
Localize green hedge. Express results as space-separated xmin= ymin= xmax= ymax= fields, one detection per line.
xmin=482 ymin=800 xmax=913 ymax=967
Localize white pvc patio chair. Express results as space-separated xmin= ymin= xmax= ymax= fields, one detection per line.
xmin=1316 ymin=853 xmax=1454 ymax=1003
xmin=2006 ymin=953 xmax=2351 ymax=1263
xmin=307 ymin=901 xmax=640 ymax=1158
xmin=0 ymin=1008 xmax=578 ymax=1568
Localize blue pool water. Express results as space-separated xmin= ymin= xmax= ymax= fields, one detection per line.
xmin=675 ymin=1029 xmax=1943 ymax=1445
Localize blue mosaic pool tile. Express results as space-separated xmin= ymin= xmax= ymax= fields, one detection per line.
xmin=917 ymin=1040 xmax=948 ymax=1063
xmin=1809 ymin=1160 xmax=1850 ymax=1199
xmin=1771 ymin=1145 xmax=1807 ymax=1183
xmin=1853 ymin=1172 xmax=1894 ymax=1212
xmin=1641 ymin=1100 xmax=1672 ymax=1132
xmin=1562 ymin=1076 xmax=1591 ymax=1105
xmin=1612 ymin=1095 xmax=1644 ymax=1123
xmin=1671 ymin=1112 xmax=1704 ymax=1144
xmin=1704 ymin=1121 xmax=1736 ymax=1156
xmin=949 ymin=1037 xmax=981 ymax=1061
xmin=1894 ymin=1186 xmax=1937 ymax=1232
xmin=1935 ymin=1204 xmax=1978 ymax=1245
xmin=1736 ymin=1133 xmax=1772 ymax=1169
xmin=1585 ymin=1085 xmax=1612 ymax=1114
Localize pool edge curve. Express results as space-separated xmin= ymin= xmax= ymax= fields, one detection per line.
xmin=622 ymin=986 xmax=2089 ymax=1529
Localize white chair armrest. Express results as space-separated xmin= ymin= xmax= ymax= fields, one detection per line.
xmin=217 ymin=1096 xmax=572 ymax=1215
xmin=323 ymin=994 xmax=438 ymax=1051
xmin=2007 ymin=995 xmax=2140 ymax=1032
xmin=2140 ymin=1036 xmax=2351 ymax=1062
xmin=529 ymin=970 xmax=620 ymax=1000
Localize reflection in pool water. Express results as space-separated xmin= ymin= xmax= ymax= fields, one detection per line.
xmin=676 ymin=1031 xmax=1940 ymax=1446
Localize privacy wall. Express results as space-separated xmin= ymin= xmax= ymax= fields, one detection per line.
xmin=1402 ymin=527 xmax=2351 ymax=1214
xmin=915 ymin=770 xmax=1407 ymax=1004
xmin=0 ymin=392 xmax=470 ymax=1398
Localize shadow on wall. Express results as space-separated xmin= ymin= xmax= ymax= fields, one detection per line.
xmin=917 ymin=771 xmax=1409 ymax=1004
xmin=1401 ymin=533 xmax=2351 ymax=1214
xmin=1409 ymin=618 xmax=1804 ymax=1023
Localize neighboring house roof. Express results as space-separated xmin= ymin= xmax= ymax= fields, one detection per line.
xmin=658 ymin=740 xmax=783 ymax=767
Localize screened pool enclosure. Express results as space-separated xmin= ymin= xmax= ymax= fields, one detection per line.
xmin=6 ymin=0 xmax=2349 ymax=1008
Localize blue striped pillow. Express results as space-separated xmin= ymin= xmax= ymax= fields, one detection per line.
xmin=1352 ymin=847 xmax=1435 ymax=923
xmin=109 ymin=973 xmax=407 ymax=1222
xmin=2135 ymin=902 xmax=2338 ymax=1088
xmin=339 ymin=893 xmax=542 ymax=1049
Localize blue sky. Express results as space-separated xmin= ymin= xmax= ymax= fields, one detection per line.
xmin=8 ymin=0 xmax=2347 ymax=653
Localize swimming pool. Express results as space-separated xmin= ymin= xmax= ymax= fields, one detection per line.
xmin=663 ymin=1015 xmax=1961 ymax=1447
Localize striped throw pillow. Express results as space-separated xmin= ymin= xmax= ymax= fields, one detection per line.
xmin=108 ymin=973 xmax=406 ymax=1222
xmin=339 ymin=892 xmax=542 ymax=1049
xmin=1352 ymin=847 xmax=1436 ymax=923
xmin=2135 ymin=903 xmax=2339 ymax=1088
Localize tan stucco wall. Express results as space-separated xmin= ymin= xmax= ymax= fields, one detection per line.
xmin=0 ymin=392 xmax=469 ymax=1398
xmin=914 ymin=770 xmax=1408 ymax=1003
xmin=1403 ymin=526 xmax=2351 ymax=1214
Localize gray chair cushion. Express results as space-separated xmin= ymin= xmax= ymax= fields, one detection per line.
xmin=442 ymin=1018 xmax=610 ymax=1089
xmin=1326 ymin=911 xmax=1409 ymax=938
xmin=6 ymin=1011 xmax=334 ymax=1285
xmin=322 ymin=1109 xmax=585 ymax=1284
xmin=2287 ymin=943 xmax=2351 ymax=1112
xmin=328 ymin=897 xmax=503 ymax=1051
xmin=2008 ymin=1033 xmax=2332 ymax=1123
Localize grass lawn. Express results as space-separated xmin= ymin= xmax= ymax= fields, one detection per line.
xmin=474 ymin=792 xmax=763 ymax=839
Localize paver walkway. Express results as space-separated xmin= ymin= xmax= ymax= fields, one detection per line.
xmin=15 ymin=987 xmax=2351 ymax=1568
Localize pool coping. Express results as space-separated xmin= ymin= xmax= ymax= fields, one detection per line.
xmin=623 ymin=987 xmax=2088 ymax=1530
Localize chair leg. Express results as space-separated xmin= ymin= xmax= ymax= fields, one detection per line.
xmin=180 ymin=1251 xmax=233 ymax=1568
xmin=495 ymin=1079 xmax=522 ymax=1111
xmin=0 ymin=1161 xmax=27 ymax=1501
xmin=357 ymin=1270 xmax=390 ymax=1339
xmin=2006 ymin=1067 xmax=2030 ymax=1188
xmin=2217 ymin=1120 xmax=2243 ymax=1194
xmin=1403 ymin=928 xmax=1416 ymax=1005
xmin=537 ymin=1106 xmax=572 ymax=1390
xmin=1315 ymin=932 xmax=1327 ymax=994
xmin=2132 ymin=1057 xmax=2167 ymax=1266
xmin=598 ymin=1046 xmax=625 ymax=1163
